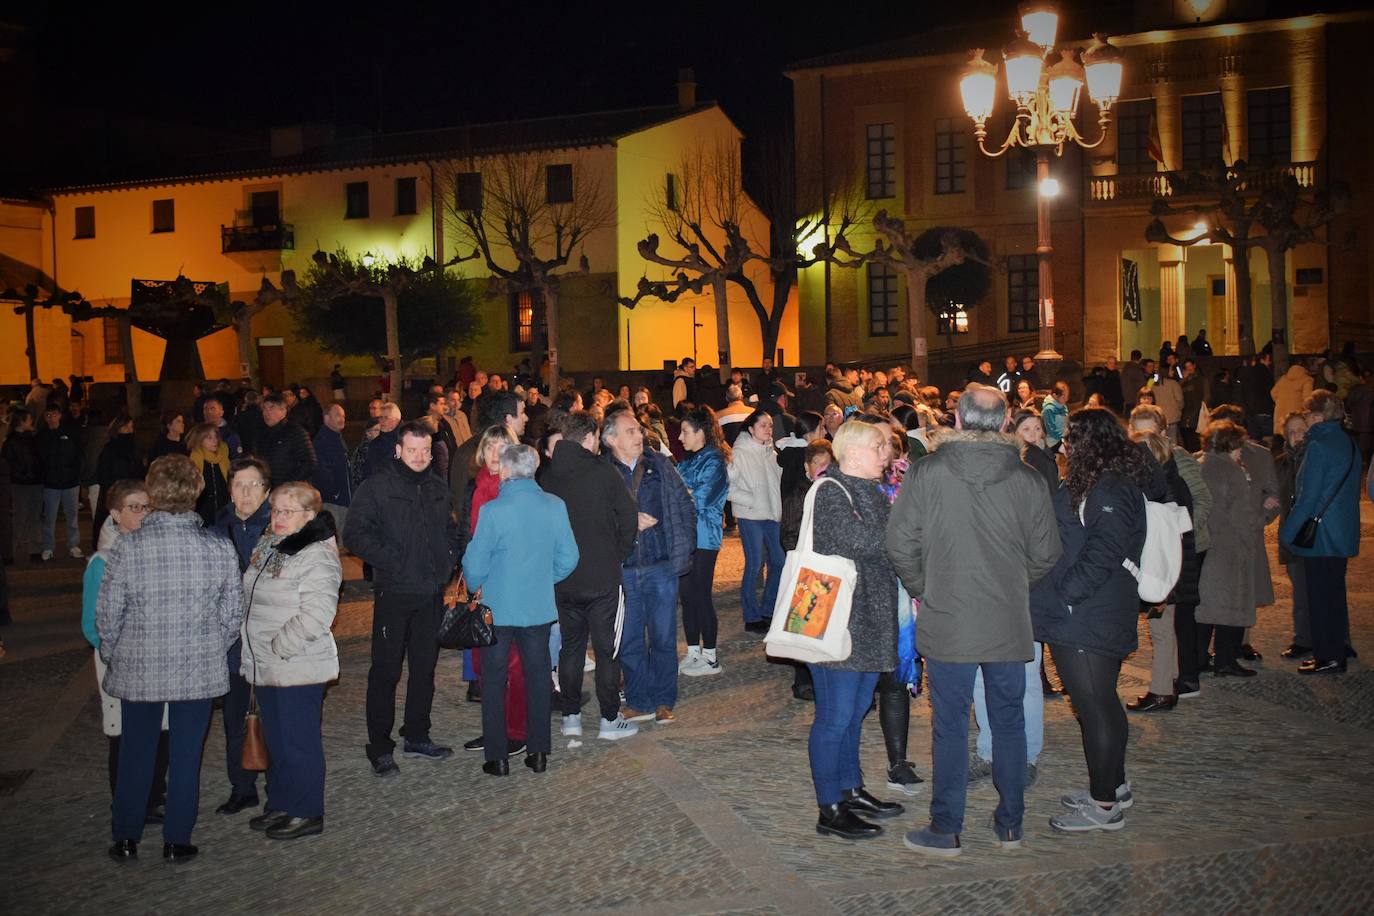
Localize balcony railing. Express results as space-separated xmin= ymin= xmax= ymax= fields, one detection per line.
xmin=221 ymin=222 xmax=295 ymax=253
xmin=1087 ymin=162 xmax=1317 ymax=203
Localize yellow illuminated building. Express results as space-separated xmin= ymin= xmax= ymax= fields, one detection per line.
xmin=1 ymin=90 xmax=790 ymax=390
xmin=789 ymin=3 xmax=1373 ymax=369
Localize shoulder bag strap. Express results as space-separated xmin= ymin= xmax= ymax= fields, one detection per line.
xmin=796 ymin=477 xmax=854 ymax=555
xmin=1312 ymin=439 xmax=1358 ymax=522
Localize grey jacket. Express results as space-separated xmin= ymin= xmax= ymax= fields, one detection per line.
xmin=1197 ymin=453 xmax=1268 ymax=627
xmin=97 ymin=512 xmax=244 ymax=702
xmin=241 ymin=514 xmax=342 ymax=688
xmin=886 ymin=429 xmax=1061 ymax=664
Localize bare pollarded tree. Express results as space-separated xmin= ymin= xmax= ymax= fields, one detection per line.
xmin=435 ymin=153 xmax=613 ymax=393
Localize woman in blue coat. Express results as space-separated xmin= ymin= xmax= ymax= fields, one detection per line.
xmin=463 ymin=444 xmax=579 ymax=776
xmin=675 ymin=406 xmax=731 ymax=676
xmin=1281 ymin=390 xmax=1361 ymax=674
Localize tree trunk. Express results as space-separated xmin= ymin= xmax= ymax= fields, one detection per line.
xmin=710 ymin=275 xmax=731 ymax=383
xmin=235 ymin=315 xmax=256 ymax=388
xmin=761 ymin=266 xmax=794 ymax=370
xmin=381 ymin=288 xmax=402 ymax=402
xmin=23 ymin=307 xmax=38 ymax=380
xmin=118 ymin=316 xmax=142 ymax=420
xmin=899 ymin=265 xmax=932 ymax=383
xmin=1265 ymin=240 xmax=1290 ymax=373
xmin=1232 ymin=243 xmax=1256 ymax=358
xmin=545 ymin=283 xmax=561 ymax=396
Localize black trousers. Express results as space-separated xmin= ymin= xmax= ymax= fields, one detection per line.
xmin=679 ymin=548 xmax=720 ymax=650
xmin=1173 ymin=603 xmax=1201 ymax=686
xmin=1050 ymin=645 xmax=1127 ymax=804
xmin=222 ymin=639 xmax=259 ymax=795
xmin=1202 ymin=623 xmax=1244 ymax=668
xmin=108 ymin=732 xmax=168 ymax=805
xmin=873 ymin=669 xmax=909 ymax=767
xmin=1306 ymin=556 xmax=1350 ymax=664
xmin=557 ymin=586 xmax=621 ymax=722
xmin=481 ymin=624 xmax=552 ymax=761
xmin=365 ymin=589 xmax=442 ymax=761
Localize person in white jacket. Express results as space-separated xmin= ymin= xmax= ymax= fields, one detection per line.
xmin=728 ymin=410 xmax=785 ymax=633
xmin=240 ymin=481 xmax=341 ymax=841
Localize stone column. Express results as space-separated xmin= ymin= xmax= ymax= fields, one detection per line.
xmin=1223 ymin=249 xmax=1241 ymax=356
xmin=1159 ymin=245 xmax=1186 ymax=347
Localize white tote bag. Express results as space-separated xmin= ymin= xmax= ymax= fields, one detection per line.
xmin=764 ymin=478 xmax=857 ymax=664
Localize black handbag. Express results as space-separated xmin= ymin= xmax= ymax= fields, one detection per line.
xmin=1292 ymin=442 xmax=1357 ymax=550
xmin=437 ymin=577 xmax=496 ymax=649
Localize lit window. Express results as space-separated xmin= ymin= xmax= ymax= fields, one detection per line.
xmin=867 ymin=263 xmax=899 ymax=338
xmin=865 ymin=123 xmax=896 ymax=199
xmin=509 ymin=290 xmax=546 ymax=352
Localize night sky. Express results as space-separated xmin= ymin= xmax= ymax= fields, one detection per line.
xmin=1 ymin=0 xmax=1357 ymax=193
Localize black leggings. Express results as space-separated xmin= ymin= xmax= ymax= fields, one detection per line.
xmin=679 ymin=548 xmax=719 ymax=650
xmin=1174 ymin=603 xmax=1201 ymax=685
xmin=1200 ymin=623 xmax=1244 ymax=668
xmin=873 ymin=670 xmax=909 ymax=767
xmin=1050 ymin=645 xmax=1127 ymax=804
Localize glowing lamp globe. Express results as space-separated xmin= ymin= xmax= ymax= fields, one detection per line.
xmin=960 ymin=49 xmax=999 ymax=123
xmin=1082 ymin=34 xmax=1124 ymax=110
xmin=1019 ymin=1 xmax=1060 ymax=51
xmin=1003 ymin=33 xmax=1045 ymax=108
xmin=1046 ymin=50 xmax=1085 ymax=117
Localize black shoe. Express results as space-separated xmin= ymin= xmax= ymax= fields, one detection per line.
xmin=1213 ymin=661 xmax=1257 ymax=678
xmin=1280 ymin=644 xmax=1313 ymax=660
xmin=525 ymin=752 xmax=548 ymax=773
xmin=465 ymin=682 xmax=482 ymax=703
xmin=816 ymin=803 xmax=883 ymax=839
xmin=1239 ymin=643 xmax=1262 ymax=662
xmin=791 ymin=684 xmax=815 ymax=702
xmin=266 ymin=816 xmax=324 ymax=840
xmin=463 ymin=735 xmax=484 ymax=752
xmin=1299 ymin=658 xmax=1347 ymax=675
xmin=162 ymin=842 xmax=198 ymax=863
xmin=482 ymin=759 xmax=509 ymax=776
xmin=743 ymin=619 xmax=771 ymax=634
xmin=108 ymin=840 xmax=137 ymax=861
xmin=144 ymin=804 xmax=165 ymax=824
xmin=29 ymin=553 xmax=43 ymax=564
xmin=370 ymin=753 xmax=399 ymax=778
xmin=506 ymin=741 xmax=527 ymax=757
xmin=249 ymin=809 xmax=286 ymax=831
xmin=1175 ymin=678 xmax=1201 ymax=699
xmin=840 ymin=787 xmax=904 ymax=819
xmin=215 ymin=792 xmax=260 ymax=815
xmin=1126 ymin=692 xmax=1178 ymax=712
xmin=1347 ymin=645 xmax=1359 ymax=659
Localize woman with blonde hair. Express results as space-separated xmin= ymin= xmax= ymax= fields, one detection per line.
xmin=185 ymin=422 xmax=230 ymax=526
xmin=97 ymin=455 xmax=243 ymax=862
xmin=241 ymin=481 xmax=341 ymax=840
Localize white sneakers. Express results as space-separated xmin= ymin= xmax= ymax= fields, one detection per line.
xmin=69 ymin=547 xmax=84 ymax=559
xmin=597 ymin=714 xmax=639 ymax=740
xmin=680 ymin=649 xmax=722 ymax=677
xmin=40 ymin=550 xmax=53 ymax=561
xmin=561 ymin=714 xmax=582 ymax=737
xmin=679 ymin=648 xmax=703 ymax=673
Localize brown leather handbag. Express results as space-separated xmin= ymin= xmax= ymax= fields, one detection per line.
xmin=241 ymin=691 xmax=270 ymax=771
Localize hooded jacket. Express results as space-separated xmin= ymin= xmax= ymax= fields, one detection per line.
xmin=1270 ymin=365 xmax=1315 ymax=436
xmin=676 ymin=445 xmax=730 ymax=552
xmin=886 ymin=429 xmax=1061 ymax=663
xmin=824 ymin=379 xmax=863 ymax=411
xmin=345 ymin=458 xmax=460 ymax=593
xmin=539 ymin=438 xmax=639 ymax=594
xmin=241 ymin=513 xmax=342 ymax=687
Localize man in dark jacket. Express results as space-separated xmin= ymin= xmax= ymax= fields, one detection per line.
xmin=886 ymin=385 xmax=1060 ymax=856
xmin=232 ymin=390 xmax=266 ymax=456
xmin=312 ymin=404 xmax=352 ymax=537
xmin=539 ymin=411 xmax=641 ymax=740
xmin=1238 ymin=351 xmax=1276 ymax=441
xmin=1119 ymin=351 xmax=1147 ymax=410
xmin=3 ymin=409 xmax=43 ymax=562
xmin=252 ymin=394 xmax=317 ymax=485
xmin=345 ymin=421 xmax=463 ymax=776
xmin=602 ymin=409 xmax=695 ymax=726
xmin=37 ymin=404 xmax=84 ymax=560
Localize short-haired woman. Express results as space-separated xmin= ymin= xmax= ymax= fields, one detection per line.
xmin=1197 ymin=420 xmax=1266 ymax=678
xmin=728 ymin=409 xmax=785 ymax=633
xmin=97 ymin=455 xmax=243 ymax=862
xmin=463 ymin=444 xmax=579 ymax=775
xmin=91 ymin=414 xmax=141 ymax=550
xmin=1039 ymin=408 xmax=1150 ymax=834
xmin=211 ymin=456 xmax=273 ymax=816
xmin=676 ymin=406 xmax=731 ymax=675
xmin=806 ymin=419 xmax=904 ymax=839
xmin=83 ymin=480 xmax=164 ymax=819
xmin=241 ymin=481 xmax=341 ymax=840
xmin=146 ymin=410 xmax=188 ymax=463
xmin=186 ymin=422 xmax=230 ymax=526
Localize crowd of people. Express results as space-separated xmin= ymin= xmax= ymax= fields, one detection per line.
xmin=0 ymin=334 xmax=1366 ymax=861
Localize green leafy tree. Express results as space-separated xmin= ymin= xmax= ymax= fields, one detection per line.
xmin=290 ymin=251 xmax=483 ymax=377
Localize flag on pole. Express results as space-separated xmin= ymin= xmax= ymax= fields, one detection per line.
xmin=1147 ymin=112 xmax=1165 ymax=166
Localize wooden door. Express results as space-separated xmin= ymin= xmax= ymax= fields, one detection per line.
xmin=1206 ymin=274 xmax=1227 ymax=353
xmin=256 ymin=341 xmax=285 ymax=391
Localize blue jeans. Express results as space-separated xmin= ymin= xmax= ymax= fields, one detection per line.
xmin=806 ymin=666 xmax=879 ymax=805
xmin=42 ymin=486 xmax=79 ymax=554
xmin=972 ymin=643 xmax=1043 ymax=764
xmin=737 ymin=518 xmax=784 ymax=623
xmin=113 ymin=699 xmax=211 ymax=845
xmin=258 ymin=683 xmax=326 ymax=818
xmin=620 ymin=564 xmax=679 ymax=711
xmin=926 ymin=658 xmax=1026 ymax=835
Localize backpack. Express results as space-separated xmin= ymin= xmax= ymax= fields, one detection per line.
xmin=1122 ymin=496 xmax=1193 ymax=603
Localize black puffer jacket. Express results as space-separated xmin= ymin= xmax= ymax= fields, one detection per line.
xmin=252 ymin=419 xmax=317 ymax=485
xmin=344 ymin=459 xmax=460 ymax=593
xmin=3 ymin=430 xmax=40 ymax=485
xmin=37 ymin=424 xmax=83 ymax=489
xmin=1033 ymin=470 xmax=1146 ymax=659
xmin=539 ymin=439 xmax=639 ymax=594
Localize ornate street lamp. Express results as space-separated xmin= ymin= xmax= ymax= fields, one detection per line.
xmin=960 ymin=7 xmax=1124 ymax=362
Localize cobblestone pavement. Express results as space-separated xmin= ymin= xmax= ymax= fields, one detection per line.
xmin=3 ymin=509 xmax=1374 ymax=915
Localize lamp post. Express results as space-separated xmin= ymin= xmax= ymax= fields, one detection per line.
xmin=960 ymin=5 xmax=1124 ymax=364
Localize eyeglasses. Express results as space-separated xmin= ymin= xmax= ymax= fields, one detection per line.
xmin=270 ymin=507 xmax=310 ymax=518
xmin=123 ymin=503 xmax=151 ymax=514
xmin=231 ymin=480 xmax=265 ymax=492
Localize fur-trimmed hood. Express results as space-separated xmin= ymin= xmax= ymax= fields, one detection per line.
xmin=277 ymin=510 xmax=337 ymax=556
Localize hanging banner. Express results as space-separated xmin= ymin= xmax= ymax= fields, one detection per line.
xmin=1122 ymin=259 xmax=1142 ymax=323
